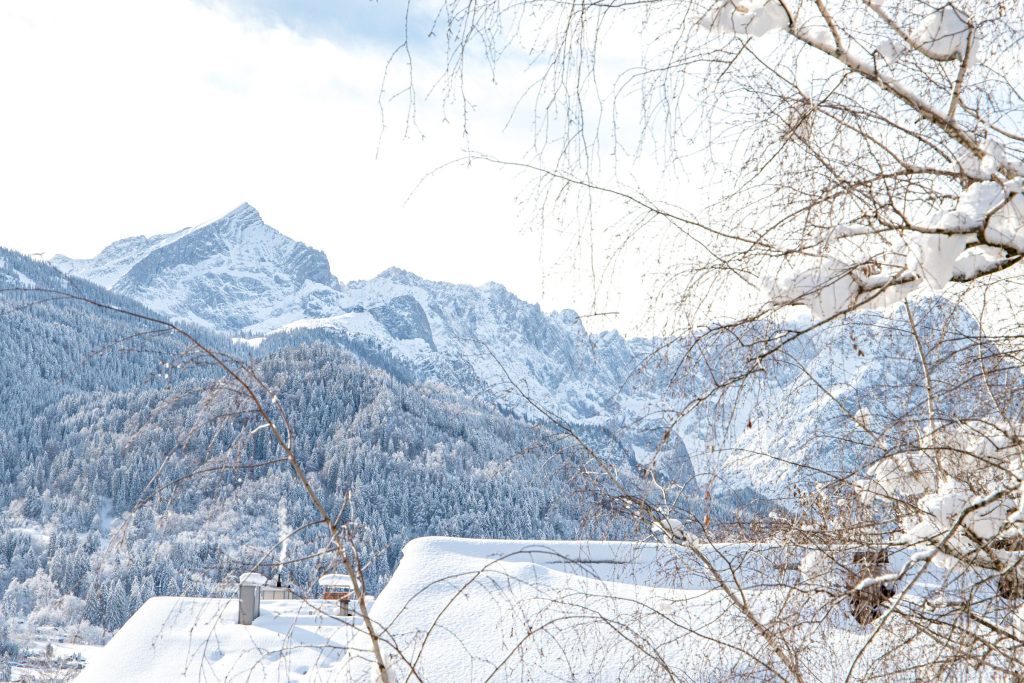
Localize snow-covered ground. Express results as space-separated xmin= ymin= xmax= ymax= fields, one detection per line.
xmin=75 ymin=597 xmax=362 ymax=682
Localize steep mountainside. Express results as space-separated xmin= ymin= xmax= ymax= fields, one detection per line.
xmin=669 ymin=302 xmax=1018 ymax=499
xmin=52 ymin=204 xmax=345 ymax=332
xmin=51 ymin=205 xmax=674 ymax=443
xmin=48 ymin=205 xmax=1015 ymax=503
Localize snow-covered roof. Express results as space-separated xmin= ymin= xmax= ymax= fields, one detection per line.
xmin=75 ymin=597 xmax=360 ymax=682
xmin=347 ymin=537 xmax=737 ymax=680
xmin=237 ymin=571 xmax=267 ymax=586
xmin=344 ymin=537 xmax=943 ymax=681
xmin=318 ymin=573 xmax=354 ymax=588
xmin=77 ymin=537 xmax=949 ymax=682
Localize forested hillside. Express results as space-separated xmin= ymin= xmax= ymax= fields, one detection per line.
xmin=3 ymin=233 xmax=1015 ymax=672
xmin=0 ymin=248 xmax=612 ymax=652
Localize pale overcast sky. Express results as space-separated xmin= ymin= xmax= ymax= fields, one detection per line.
xmin=0 ymin=0 xmax=694 ymax=335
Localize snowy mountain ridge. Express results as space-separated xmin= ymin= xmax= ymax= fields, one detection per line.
xmin=45 ymin=204 xmax=1003 ymax=503
xmin=52 ymin=204 xmax=345 ymax=333
xmin=50 ymin=204 xmax=667 ymax=430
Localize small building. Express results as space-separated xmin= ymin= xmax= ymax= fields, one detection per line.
xmin=318 ymin=573 xmax=355 ymax=616
xmin=75 ymin=595 xmax=360 ymax=682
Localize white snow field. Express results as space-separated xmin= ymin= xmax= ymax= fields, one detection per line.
xmin=75 ymin=537 xmax=976 ymax=682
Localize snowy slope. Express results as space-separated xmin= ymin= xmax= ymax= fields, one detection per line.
xmin=311 ymin=269 xmax=662 ymax=426
xmin=676 ymin=299 xmax=1011 ymax=500
xmin=52 ymin=203 xmax=345 ymax=332
xmin=50 ymin=206 xmax=669 ymax=431
xmin=0 ymin=254 xmax=38 ymax=289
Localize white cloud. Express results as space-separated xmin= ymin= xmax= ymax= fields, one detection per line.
xmin=0 ymin=0 xmax=691 ymax=335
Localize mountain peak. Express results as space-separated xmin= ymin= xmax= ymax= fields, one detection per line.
xmin=211 ymin=202 xmax=261 ymax=225
xmin=375 ymin=267 xmax=429 ymax=287
xmin=50 ymin=204 xmax=343 ymax=332
xmin=191 ymin=202 xmax=267 ymax=241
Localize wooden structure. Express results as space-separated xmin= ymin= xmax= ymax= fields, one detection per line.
xmin=845 ymin=550 xmax=895 ymax=625
xmin=318 ymin=573 xmax=355 ymax=616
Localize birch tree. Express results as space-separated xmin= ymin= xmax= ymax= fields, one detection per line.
xmin=409 ymin=1 xmax=1024 ymax=678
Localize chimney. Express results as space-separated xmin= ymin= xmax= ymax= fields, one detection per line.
xmin=238 ymin=572 xmax=267 ymax=625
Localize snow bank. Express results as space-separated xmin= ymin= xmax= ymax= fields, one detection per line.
xmin=356 ymin=538 xmax=757 ymax=681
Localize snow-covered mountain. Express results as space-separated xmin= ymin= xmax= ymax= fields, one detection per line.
xmin=48 ymin=204 xmax=1010 ymax=503
xmin=0 ymin=245 xmax=611 ymax=667
xmin=7 ymin=206 xmax=1019 ymax=678
xmin=674 ymin=301 xmax=1011 ymax=499
xmin=52 ymin=204 xmax=345 ymax=332
xmin=51 ymin=204 xmax=668 ymax=431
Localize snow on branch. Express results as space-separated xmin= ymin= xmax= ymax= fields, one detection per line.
xmin=907 ymin=4 xmax=974 ymax=62
xmin=699 ymin=0 xmax=790 ymax=37
xmin=856 ymin=424 xmax=1024 ymax=572
xmin=766 ymin=176 xmax=1024 ymax=319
